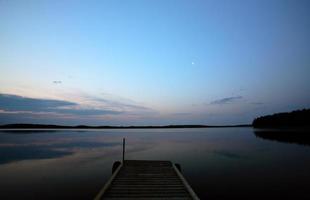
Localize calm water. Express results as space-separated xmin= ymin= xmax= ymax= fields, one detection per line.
xmin=0 ymin=128 xmax=309 ymax=200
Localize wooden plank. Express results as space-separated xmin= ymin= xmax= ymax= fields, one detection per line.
xmin=173 ymin=164 xmax=200 ymax=200
xmin=95 ymin=160 xmax=199 ymax=200
xmin=94 ymin=162 xmax=123 ymax=200
xmin=103 ymin=198 xmax=192 ymax=200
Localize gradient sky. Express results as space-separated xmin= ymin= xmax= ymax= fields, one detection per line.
xmin=1 ymin=0 xmax=310 ymax=125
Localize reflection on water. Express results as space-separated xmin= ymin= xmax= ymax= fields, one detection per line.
xmin=0 ymin=145 xmax=72 ymax=164
xmin=254 ymin=128 xmax=310 ymax=146
xmin=212 ymin=150 xmax=247 ymax=159
xmin=0 ymin=141 xmax=120 ymax=164
xmin=0 ymin=128 xmax=309 ymax=200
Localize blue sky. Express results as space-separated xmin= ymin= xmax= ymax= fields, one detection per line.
xmin=1 ymin=0 xmax=310 ymax=125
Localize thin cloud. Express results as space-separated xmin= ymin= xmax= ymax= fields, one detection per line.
xmin=98 ymin=98 xmax=150 ymax=110
xmin=55 ymin=108 xmax=122 ymax=115
xmin=210 ymin=96 xmax=243 ymax=105
xmin=251 ymin=102 xmax=264 ymax=105
xmin=0 ymin=94 xmax=121 ymax=116
xmin=171 ymin=112 xmax=192 ymax=116
xmin=0 ymin=94 xmax=76 ymax=112
xmin=85 ymin=95 xmax=156 ymax=114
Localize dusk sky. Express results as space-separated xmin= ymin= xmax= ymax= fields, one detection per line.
xmin=1 ymin=0 xmax=310 ymax=125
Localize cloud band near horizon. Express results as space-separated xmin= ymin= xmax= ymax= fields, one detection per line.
xmin=0 ymin=93 xmax=122 ymax=116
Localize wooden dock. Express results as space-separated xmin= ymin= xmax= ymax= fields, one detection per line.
xmin=94 ymin=160 xmax=199 ymax=200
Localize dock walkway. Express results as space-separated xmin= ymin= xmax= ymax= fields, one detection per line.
xmin=95 ymin=160 xmax=199 ymax=200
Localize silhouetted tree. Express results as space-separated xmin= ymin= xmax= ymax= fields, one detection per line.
xmin=253 ymin=109 xmax=310 ymax=128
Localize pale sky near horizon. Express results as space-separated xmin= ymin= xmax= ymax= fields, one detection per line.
xmin=1 ymin=0 xmax=310 ymax=125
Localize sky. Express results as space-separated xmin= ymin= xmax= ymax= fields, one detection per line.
xmin=1 ymin=0 xmax=310 ymax=125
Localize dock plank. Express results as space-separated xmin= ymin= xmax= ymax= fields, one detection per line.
xmin=95 ymin=160 xmax=199 ymax=200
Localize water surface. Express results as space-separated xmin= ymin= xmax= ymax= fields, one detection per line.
xmin=0 ymin=128 xmax=309 ymax=199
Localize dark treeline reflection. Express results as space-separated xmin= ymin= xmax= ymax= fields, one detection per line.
xmin=254 ymin=129 xmax=310 ymax=146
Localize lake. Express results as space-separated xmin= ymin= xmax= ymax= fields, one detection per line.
xmin=0 ymin=128 xmax=309 ymax=199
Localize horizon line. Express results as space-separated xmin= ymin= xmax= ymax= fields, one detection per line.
xmin=0 ymin=123 xmax=252 ymax=129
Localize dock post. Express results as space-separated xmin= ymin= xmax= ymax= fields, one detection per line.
xmin=122 ymin=138 xmax=125 ymax=163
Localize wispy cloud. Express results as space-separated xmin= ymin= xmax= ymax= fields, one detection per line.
xmin=251 ymin=102 xmax=264 ymax=105
xmin=81 ymin=94 xmax=157 ymax=115
xmin=210 ymin=96 xmax=243 ymax=105
xmin=0 ymin=92 xmax=160 ymax=125
xmin=91 ymin=97 xmax=150 ymax=111
xmin=0 ymin=94 xmax=76 ymax=112
xmin=171 ymin=112 xmax=192 ymax=116
xmin=56 ymin=108 xmax=122 ymax=115
xmin=0 ymin=94 xmax=121 ymax=116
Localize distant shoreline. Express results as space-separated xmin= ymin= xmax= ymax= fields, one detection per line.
xmin=0 ymin=124 xmax=252 ymax=129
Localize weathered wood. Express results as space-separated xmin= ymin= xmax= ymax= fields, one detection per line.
xmin=94 ymin=162 xmax=123 ymax=200
xmin=122 ymin=138 xmax=125 ymax=163
xmin=95 ymin=160 xmax=199 ymax=200
xmin=173 ymin=163 xmax=200 ymax=200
